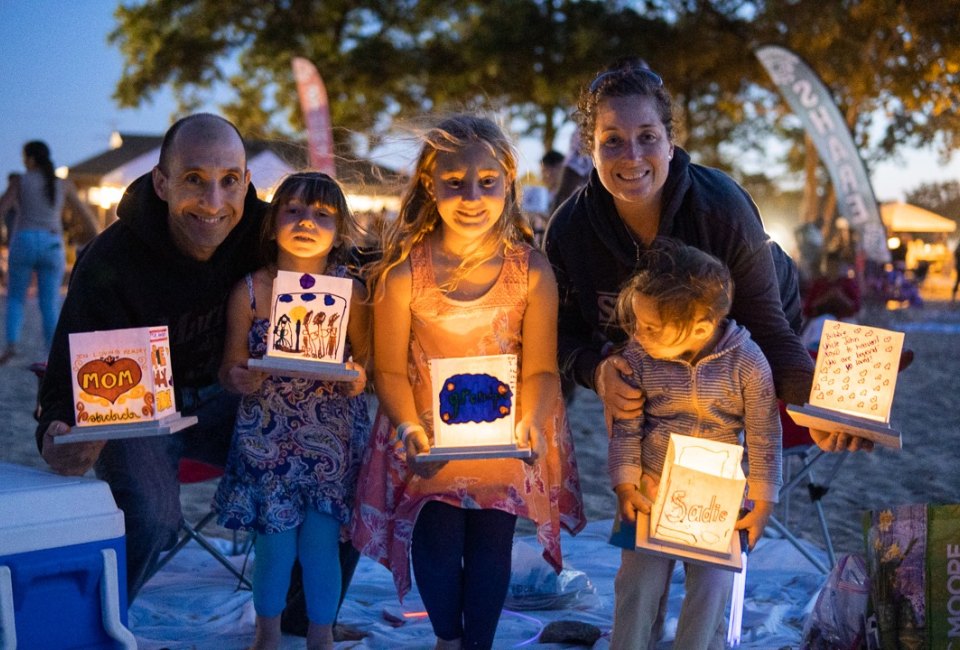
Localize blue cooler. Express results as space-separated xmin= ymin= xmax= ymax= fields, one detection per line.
xmin=0 ymin=462 xmax=136 ymax=649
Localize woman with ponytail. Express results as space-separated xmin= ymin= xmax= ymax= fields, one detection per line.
xmin=0 ymin=140 xmax=98 ymax=363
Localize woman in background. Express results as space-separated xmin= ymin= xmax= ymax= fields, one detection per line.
xmin=0 ymin=140 xmax=98 ymax=363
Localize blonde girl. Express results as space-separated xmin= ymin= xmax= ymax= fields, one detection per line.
xmin=351 ymin=115 xmax=584 ymax=650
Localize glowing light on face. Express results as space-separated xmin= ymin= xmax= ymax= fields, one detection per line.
xmin=430 ymin=142 xmax=507 ymax=251
xmin=631 ymin=294 xmax=706 ymax=362
xmin=154 ymin=127 xmax=250 ymax=261
xmin=275 ymin=197 xmax=338 ymax=262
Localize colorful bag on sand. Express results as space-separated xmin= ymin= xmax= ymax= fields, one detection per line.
xmin=862 ymin=503 xmax=960 ymax=650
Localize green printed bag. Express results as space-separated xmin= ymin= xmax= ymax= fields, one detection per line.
xmin=862 ymin=504 xmax=960 ymax=650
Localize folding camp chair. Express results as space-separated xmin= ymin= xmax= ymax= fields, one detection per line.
xmin=151 ymin=458 xmax=253 ymax=589
xmin=765 ymin=401 xmax=846 ymax=573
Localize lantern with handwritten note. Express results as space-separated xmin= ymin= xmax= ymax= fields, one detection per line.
xmin=787 ymin=320 xmax=905 ymax=449
xmin=247 ymin=270 xmax=359 ymax=381
xmin=58 ymin=326 xmax=197 ymax=444
xmin=421 ymin=354 xmax=531 ymax=461
xmin=634 ymin=434 xmax=746 ymax=570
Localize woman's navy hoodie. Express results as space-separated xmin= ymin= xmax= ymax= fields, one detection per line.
xmin=544 ymin=147 xmax=814 ymax=407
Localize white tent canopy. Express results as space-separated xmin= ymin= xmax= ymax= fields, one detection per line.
xmin=880 ymin=201 xmax=957 ymax=233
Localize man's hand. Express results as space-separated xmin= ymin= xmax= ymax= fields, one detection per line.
xmin=223 ymin=363 xmax=266 ymax=395
xmin=595 ymin=355 xmax=644 ymax=436
xmin=41 ymin=421 xmax=104 ymax=476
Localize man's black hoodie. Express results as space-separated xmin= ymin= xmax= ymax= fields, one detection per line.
xmin=36 ymin=173 xmax=266 ymax=447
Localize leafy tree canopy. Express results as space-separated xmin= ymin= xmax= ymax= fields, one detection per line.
xmin=110 ymin=0 xmax=960 ymax=197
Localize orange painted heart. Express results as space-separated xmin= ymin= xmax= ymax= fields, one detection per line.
xmin=77 ymin=357 xmax=143 ymax=403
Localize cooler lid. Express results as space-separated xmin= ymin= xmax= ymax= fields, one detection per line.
xmin=0 ymin=462 xmax=125 ymax=555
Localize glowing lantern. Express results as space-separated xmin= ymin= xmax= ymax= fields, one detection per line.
xmin=247 ymin=271 xmax=359 ymax=381
xmin=632 ymin=434 xmax=746 ymax=569
xmin=58 ymin=326 xmax=196 ymax=444
xmin=787 ymin=320 xmax=905 ymax=449
xmin=422 ymin=354 xmax=531 ymax=461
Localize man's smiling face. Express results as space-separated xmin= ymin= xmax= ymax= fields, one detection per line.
xmin=153 ymin=119 xmax=250 ymax=261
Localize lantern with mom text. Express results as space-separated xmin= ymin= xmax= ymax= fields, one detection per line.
xmin=58 ymin=325 xmax=196 ymax=444
xmin=420 ymin=354 xmax=532 ymax=462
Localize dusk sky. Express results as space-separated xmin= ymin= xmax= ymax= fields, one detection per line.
xmin=2 ymin=0 xmax=959 ymax=204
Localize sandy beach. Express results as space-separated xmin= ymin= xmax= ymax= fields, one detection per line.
xmin=0 ymin=278 xmax=960 ymax=650
xmin=1 ymin=278 xmax=959 ymax=646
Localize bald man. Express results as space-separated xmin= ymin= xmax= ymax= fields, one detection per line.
xmin=36 ymin=114 xmax=267 ymax=600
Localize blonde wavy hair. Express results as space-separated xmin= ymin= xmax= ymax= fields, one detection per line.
xmin=367 ymin=114 xmax=532 ymax=298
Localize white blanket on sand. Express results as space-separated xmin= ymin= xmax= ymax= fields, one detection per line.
xmin=130 ymin=519 xmax=828 ymax=649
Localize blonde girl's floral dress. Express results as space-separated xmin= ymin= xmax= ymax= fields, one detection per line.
xmin=214 ymin=265 xmax=371 ymax=536
xmin=351 ymin=241 xmax=585 ymax=599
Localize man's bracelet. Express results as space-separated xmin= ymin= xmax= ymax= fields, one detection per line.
xmin=396 ymin=421 xmax=425 ymax=444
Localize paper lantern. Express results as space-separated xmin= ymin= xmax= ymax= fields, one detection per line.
xmin=422 ymin=354 xmax=530 ymax=461
xmin=646 ymin=434 xmax=746 ymax=558
xmin=59 ymin=326 xmax=196 ymax=443
xmin=247 ymin=270 xmax=359 ymax=381
xmin=787 ymin=320 xmax=905 ymax=448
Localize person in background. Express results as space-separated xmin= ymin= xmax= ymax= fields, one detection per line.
xmin=352 ymin=114 xmax=584 ymax=650
xmin=0 ymin=142 xmax=98 ymax=363
xmin=548 ymin=127 xmax=593 ymax=216
xmin=214 ymin=172 xmax=371 ymax=650
xmin=800 ymin=255 xmax=861 ymax=350
xmin=540 ymin=149 xmax=564 ymax=203
xmin=2 ymin=173 xmax=19 ymax=243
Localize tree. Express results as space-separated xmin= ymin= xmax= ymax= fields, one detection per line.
xmin=905 ymin=181 xmax=960 ymax=226
xmin=746 ymin=0 xmax=960 ymax=225
xmin=410 ymin=0 xmax=670 ymax=149
xmin=108 ymin=0 xmax=673 ymax=153
xmin=108 ymin=0 xmax=960 ymax=203
xmin=109 ymin=0 xmax=447 ymax=147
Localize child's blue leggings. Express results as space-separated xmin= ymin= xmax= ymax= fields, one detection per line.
xmin=252 ymin=509 xmax=340 ymax=624
xmin=411 ymin=501 xmax=517 ymax=650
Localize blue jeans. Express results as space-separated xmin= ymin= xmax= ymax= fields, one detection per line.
xmin=94 ymin=388 xmax=240 ymax=601
xmin=411 ymin=501 xmax=517 ymax=650
xmin=5 ymin=229 xmax=65 ymax=350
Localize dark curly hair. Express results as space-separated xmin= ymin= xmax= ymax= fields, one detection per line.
xmin=574 ymin=60 xmax=675 ymax=156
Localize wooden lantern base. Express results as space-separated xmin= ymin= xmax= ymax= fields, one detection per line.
xmin=786 ymin=403 xmax=901 ymax=449
xmin=418 ymin=444 xmax=533 ymax=462
xmin=55 ymin=413 xmax=198 ymax=444
xmin=248 ymin=356 xmax=359 ymax=381
xmin=634 ymin=511 xmax=744 ymax=572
